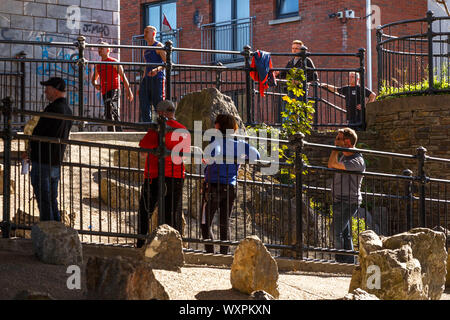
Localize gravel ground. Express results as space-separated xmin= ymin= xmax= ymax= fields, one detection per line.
xmin=1 ymin=249 xmax=449 ymax=300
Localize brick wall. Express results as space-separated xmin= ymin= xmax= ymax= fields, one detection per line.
xmin=120 ymin=0 xmax=428 ymax=93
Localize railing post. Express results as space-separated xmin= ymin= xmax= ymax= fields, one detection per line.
xmin=426 ymin=10 xmax=435 ymax=94
xmin=299 ymin=45 xmax=308 ymax=104
xmin=76 ymin=36 xmax=86 ymax=131
xmin=290 ymin=132 xmax=305 ymax=259
xmin=416 ymin=146 xmax=428 ymax=227
xmin=157 ymin=115 xmax=166 ymax=226
xmin=403 ymin=169 xmax=413 ymax=231
xmin=243 ymin=45 xmax=252 ymax=125
xmin=164 ymin=40 xmax=173 ymax=101
xmin=16 ymin=51 xmax=26 ymax=124
xmin=376 ymin=26 xmax=383 ymax=95
xmin=1 ymin=97 xmax=13 ymax=238
xmin=358 ymin=48 xmax=366 ymax=130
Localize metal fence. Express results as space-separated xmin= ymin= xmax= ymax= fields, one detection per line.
xmin=0 ymin=96 xmax=449 ymax=262
xmin=0 ymin=38 xmax=368 ymax=131
xmin=376 ymin=11 xmax=450 ymax=98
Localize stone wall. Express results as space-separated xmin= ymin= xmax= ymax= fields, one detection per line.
xmin=0 ymin=0 xmax=120 ymax=59
xmin=304 ymin=95 xmax=450 ymax=180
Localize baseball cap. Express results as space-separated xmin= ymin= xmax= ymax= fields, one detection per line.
xmin=156 ymin=100 xmax=176 ymax=112
xmin=40 ymin=77 xmax=66 ymax=92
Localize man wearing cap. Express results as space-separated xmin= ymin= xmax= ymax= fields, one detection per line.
xmin=137 ymin=100 xmax=190 ymax=248
xmin=91 ymin=41 xmax=133 ymax=132
xmin=23 ymin=77 xmax=73 ymax=222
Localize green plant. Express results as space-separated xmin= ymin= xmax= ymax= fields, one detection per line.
xmin=377 ymin=63 xmax=450 ymax=100
xmin=246 ymin=67 xmax=315 ymax=182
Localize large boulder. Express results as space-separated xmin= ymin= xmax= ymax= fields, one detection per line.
xmin=351 ymin=228 xmax=447 ymax=300
xmin=141 ymin=224 xmax=184 ymax=271
xmin=175 ymin=87 xmax=245 ymax=133
xmin=382 ymin=228 xmax=447 ymax=300
xmin=31 ymin=221 xmax=83 ymax=265
xmin=86 ymin=256 xmax=169 ymax=300
xmin=230 ymin=235 xmax=279 ymax=298
xmin=100 ymin=176 xmax=140 ymax=210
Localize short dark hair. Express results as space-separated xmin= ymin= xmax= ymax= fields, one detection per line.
xmin=338 ymin=127 xmax=358 ymax=146
xmin=214 ymin=114 xmax=238 ymax=134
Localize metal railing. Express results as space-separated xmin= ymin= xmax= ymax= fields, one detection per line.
xmin=200 ymin=17 xmax=255 ymax=65
xmin=376 ymin=11 xmax=450 ymax=98
xmin=0 ymin=95 xmax=449 ymax=262
xmin=0 ymin=39 xmax=368 ymax=131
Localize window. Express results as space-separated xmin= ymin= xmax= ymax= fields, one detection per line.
xmin=213 ymin=0 xmax=250 ymax=62
xmin=144 ymin=1 xmax=177 ymax=34
xmin=276 ymin=0 xmax=299 ymax=18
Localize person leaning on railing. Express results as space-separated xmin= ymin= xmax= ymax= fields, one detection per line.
xmin=320 ymin=72 xmax=376 ymax=128
xmin=91 ymin=41 xmax=133 ymax=132
xmin=136 ymin=100 xmax=190 ymax=248
xmin=327 ymin=127 xmax=366 ymax=264
xmin=21 ymin=77 xmax=73 ymax=222
xmin=201 ymin=114 xmax=260 ymax=255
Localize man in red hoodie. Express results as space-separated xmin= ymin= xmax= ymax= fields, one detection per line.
xmin=137 ymin=100 xmax=190 ymax=248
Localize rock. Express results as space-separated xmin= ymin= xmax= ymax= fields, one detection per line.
xmin=359 ymin=230 xmax=383 ymax=258
xmin=0 ymin=164 xmax=16 ymax=195
xmin=342 ymin=288 xmax=380 ymax=300
xmin=447 ymin=254 xmax=450 ymax=288
xmin=142 ymin=224 xmax=184 ymax=271
xmin=100 ymin=176 xmax=140 ymax=210
xmin=230 ymin=235 xmax=279 ymax=298
xmin=351 ymin=228 xmax=447 ymax=300
xmin=111 ymin=149 xmax=145 ymax=183
xmin=175 ymin=87 xmax=245 ymax=133
xmin=348 ymin=265 xmax=362 ymax=293
xmin=86 ymin=256 xmax=169 ymax=300
xmin=11 ymin=209 xmax=76 ymax=238
xmin=31 ymin=221 xmax=83 ymax=266
xmin=14 ymin=290 xmax=55 ymax=300
xmin=382 ymin=228 xmax=447 ymax=300
xmin=250 ymin=290 xmax=275 ymax=300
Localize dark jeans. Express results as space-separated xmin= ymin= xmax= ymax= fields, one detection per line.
xmin=139 ymin=76 xmax=164 ymax=123
xmin=30 ymin=162 xmax=61 ymax=222
xmin=137 ymin=177 xmax=184 ymax=248
xmin=103 ymin=89 xmax=122 ymax=132
xmin=201 ymin=183 xmax=236 ymax=254
xmin=332 ymin=201 xmax=359 ymax=264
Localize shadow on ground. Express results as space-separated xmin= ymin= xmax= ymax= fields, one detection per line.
xmin=195 ymin=289 xmax=251 ymax=300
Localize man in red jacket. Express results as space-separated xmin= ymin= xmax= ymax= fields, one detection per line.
xmin=137 ymin=100 xmax=190 ymax=248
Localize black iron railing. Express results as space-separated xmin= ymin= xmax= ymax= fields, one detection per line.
xmin=0 ymin=96 xmax=449 ymax=262
xmin=376 ymin=11 xmax=450 ymax=98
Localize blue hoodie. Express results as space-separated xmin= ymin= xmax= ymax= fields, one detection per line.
xmin=204 ymin=137 xmax=261 ymax=185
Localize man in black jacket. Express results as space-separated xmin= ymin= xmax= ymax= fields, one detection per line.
xmin=25 ymin=77 xmax=73 ymax=221
xmin=276 ymin=40 xmax=318 ymax=83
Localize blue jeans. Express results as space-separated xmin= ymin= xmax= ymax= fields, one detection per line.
xmin=332 ymin=202 xmax=359 ymax=264
xmin=30 ymin=162 xmax=61 ymax=222
xmin=139 ymin=76 xmax=164 ymax=123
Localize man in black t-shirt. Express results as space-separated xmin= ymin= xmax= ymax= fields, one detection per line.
xmin=22 ymin=77 xmax=73 ymax=221
xmin=321 ymin=72 xmax=376 ymax=127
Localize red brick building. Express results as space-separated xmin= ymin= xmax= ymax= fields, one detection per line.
xmin=120 ymin=0 xmax=428 ymax=94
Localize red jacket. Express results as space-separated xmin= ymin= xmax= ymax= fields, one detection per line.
xmin=139 ymin=119 xmax=190 ymax=179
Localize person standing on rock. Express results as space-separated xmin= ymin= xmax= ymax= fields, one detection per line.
xmin=137 ymin=100 xmax=190 ymax=248
xmin=138 ymin=25 xmax=166 ymax=123
xmin=328 ymin=127 xmax=366 ymax=264
xmin=91 ymin=41 xmax=134 ymax=132
xmin=22 ymin=77 xmax=73 ymax=221
xmin=201 ymin=114 xmax=260 ymax=254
